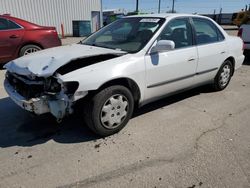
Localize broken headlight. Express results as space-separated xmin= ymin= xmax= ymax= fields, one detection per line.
xmin=44 ymin=78 xmax=61 ymax=93
xmin=63 ymin=82 xmax=79 ymax=95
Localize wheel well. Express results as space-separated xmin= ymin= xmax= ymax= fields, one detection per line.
xmin=92 ymin=78 xmax=141 ymax=107
xmin=18 ymin=42 xmax=44 ymax=56
xmin=225 ymin=56 xmax=235 ymax=76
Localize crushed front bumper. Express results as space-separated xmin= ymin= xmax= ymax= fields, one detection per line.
xmin=4 ymin=79 xmax=50 ymax=115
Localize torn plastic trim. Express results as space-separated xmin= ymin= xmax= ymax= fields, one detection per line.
xmin=47 ymin=88 xmax=88 ymax=122
xmin=44 ymin=77 xmax=62 ymax=94
xmin=41 ymin=77 xmax=87 ymax=121
xmin=5 ymin=77 xmax=87 ymax=121
xmin=4 ymin=79 xmax=50 ymax=114
xmin=48 ymin=97 xmax=70 ymax=122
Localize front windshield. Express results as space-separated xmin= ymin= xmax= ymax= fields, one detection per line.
xmin=82 ymin=17 xmax=165 ymax=53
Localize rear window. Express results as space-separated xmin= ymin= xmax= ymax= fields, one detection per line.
xmin=0 ymin=18 xmax=21 ymax=30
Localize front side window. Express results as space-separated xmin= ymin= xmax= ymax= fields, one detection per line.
xmin=83 ymin=17 xmax=165 ymax=53
xmin=192 ymin=18 xmax=223 ymax=45
xmin=158 ymin=18 xmax=193 ymax=49
xmin=0 ymin=18 xmax=21 ymax=30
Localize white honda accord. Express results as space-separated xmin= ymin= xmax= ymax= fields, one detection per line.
xmin=4 ymin=14 xmax=244 ymax=136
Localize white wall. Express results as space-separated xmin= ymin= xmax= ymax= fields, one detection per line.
xmin=0 ymin=0 xmax=101 ymax=35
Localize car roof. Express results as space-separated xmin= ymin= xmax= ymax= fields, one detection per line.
xmin=0 ymin=14 xmax=42 ymax=29
xmin=128 ymin=13 xmax=208 ymax=19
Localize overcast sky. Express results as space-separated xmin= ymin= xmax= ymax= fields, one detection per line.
xmin=102 ymin=0 xmax=250 ymax=14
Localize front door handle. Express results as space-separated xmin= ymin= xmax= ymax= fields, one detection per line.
xmin=9 ymin=35 xmax=19 ymax=39
xmin=188 ymin=58 xmax=196 ymax=62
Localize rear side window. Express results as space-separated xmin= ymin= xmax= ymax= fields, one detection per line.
xmin=0 ymin=18 xmax=21 ymax=30
xmin=192 ymin=18 xmax=224 ymax=45
xmin=0 ymin=18 xmax=8 ymax=30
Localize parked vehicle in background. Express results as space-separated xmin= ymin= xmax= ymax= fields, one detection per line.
xmin=0 ymin=14 xmax=61 ymax=64
xmin=232 ymin=9 xmax=250 ymax=27
xmin=4 ymin=14 xmax=244 ymax=136
xmin=238 ymin=24 xmax=250 ymax=55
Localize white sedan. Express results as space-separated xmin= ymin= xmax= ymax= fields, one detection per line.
xmin=4 ymin=14 xmax=244 ymax=136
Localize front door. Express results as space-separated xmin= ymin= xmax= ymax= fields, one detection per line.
xmin=144 ymin=18 xmax=198 ymax=102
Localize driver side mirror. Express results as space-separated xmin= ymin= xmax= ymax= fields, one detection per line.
xmin=150 ymin=40 xmax=175 ymax=54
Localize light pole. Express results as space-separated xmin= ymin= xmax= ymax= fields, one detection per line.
xmin=158 ymin=0 xmax=161 ymax=13
xmin=136 ymin=0 xmax=139 ymax=13
xmin=172 ymin=0 xmax=175 ymax=13
xmin=100 ymin=0 xmax=103 ymax=27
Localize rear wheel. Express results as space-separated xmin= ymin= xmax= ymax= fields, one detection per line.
xmin=19 ymin=45 xmax=42 ymax=56
xmin=244 ymin=49 xmax=250 ymax=58
xmin=213 ymin=60 xmax=233 ymax=91
xmin=84 ymin=85 xmax=134 ymax=136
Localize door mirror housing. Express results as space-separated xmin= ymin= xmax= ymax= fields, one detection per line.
xmin=151 ymin=40 xmax=175 ymax=53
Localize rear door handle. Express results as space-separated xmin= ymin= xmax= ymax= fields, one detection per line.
xmin=9 ymin=35 xmax=19 ymax=39
xmin=220 ymin=51 xmax=226 ymax=54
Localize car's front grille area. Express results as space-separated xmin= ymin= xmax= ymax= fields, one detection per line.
xmin=6 ymin=72 xmax=45 ymax=99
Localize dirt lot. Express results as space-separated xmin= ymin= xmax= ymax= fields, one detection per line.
xmin=0 ymin=30 xmax=250 ymax=188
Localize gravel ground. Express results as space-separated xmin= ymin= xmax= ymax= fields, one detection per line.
xmin=0 ymin=28 xmax=249 ymax=188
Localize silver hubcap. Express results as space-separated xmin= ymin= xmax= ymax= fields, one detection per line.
xmin=100 ymin=94 xmax=129 ymax=129
xmin=219 ymin=64 xmax=231 ymax=87
xmin=23 ymin=47 xmax=40 ymax=55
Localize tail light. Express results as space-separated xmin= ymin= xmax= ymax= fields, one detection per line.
xmin=242 ymin=40 xmax=246 ymax=51
xmin=238 ymin=28 xmax=243 ymax=38
xmin=49 ymin=29 xmax=60 ymax=41
xmin=49 ymin=29 xmax=58 ymax=35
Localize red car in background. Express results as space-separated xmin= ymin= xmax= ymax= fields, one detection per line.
xmin=0 ymin=14 xmax=61 ymax=64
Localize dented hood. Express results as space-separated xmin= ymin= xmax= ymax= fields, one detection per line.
xmin=4 ymin=44 xmax=126 ymax=78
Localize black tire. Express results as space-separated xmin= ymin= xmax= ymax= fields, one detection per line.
xmin=19 ymin=44 xmax=42 ymax=56
xmin=244 ymin=49 xmax=250 ymax=58
xmin=83 ymin=85 xmax=134 ymax=136
xmin=213 ymin=60 xmax=233 ymax=91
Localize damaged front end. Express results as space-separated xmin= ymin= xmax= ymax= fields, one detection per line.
xmin=3 ymin=44 xmax=126 ymax=121
xmin=4 ymin=71 xmax=85 ymax=122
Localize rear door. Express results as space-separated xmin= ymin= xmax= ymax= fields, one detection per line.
xmin=191 ymin=18 xmax=228 ymax=83
xmin=0 ymin=18 xmax=25 ymax=62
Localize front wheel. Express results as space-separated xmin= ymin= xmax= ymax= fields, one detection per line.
xmin=84 ymin=85 xmax=134 ymax=136
xmin=213 ymin=60 xmax=233 ymax=91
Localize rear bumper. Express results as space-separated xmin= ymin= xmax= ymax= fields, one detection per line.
xmin=42 ymin=35 xmax=62 ymax=49
xmin=235 ymin=54 xmax=245 ymax=70
xmin=4 ymin=79 xmax=50 ymax=114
